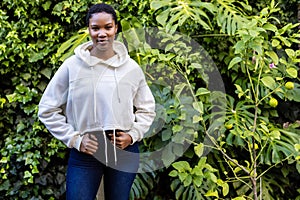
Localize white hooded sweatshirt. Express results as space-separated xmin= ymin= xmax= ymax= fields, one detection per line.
xmin=38 ymin=40 xmax=156 ymax=152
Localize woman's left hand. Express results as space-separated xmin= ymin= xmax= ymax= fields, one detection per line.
xmin=109 ymin=131 xmax=132 ymax=149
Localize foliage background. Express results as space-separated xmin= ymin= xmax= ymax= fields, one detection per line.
xmin=0 ymin=0 xmax=300 ymax=199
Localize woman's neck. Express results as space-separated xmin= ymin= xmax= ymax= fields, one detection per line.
xmin=90 ymin=46 xmax=116 ymax=60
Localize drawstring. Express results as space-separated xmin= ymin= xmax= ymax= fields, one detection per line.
xmin=102 ymin=129 xmax=117 ymax=166
xmin=103 ymin=130 xmax=108 ymax=166
xmin=113 ymin=129 xmax=117 ymax=165
xmin=114 ymin=68 xmax=121 ymax=103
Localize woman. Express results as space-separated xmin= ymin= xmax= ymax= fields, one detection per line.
xmin=38 ymin=3 xmax=156 ymax=200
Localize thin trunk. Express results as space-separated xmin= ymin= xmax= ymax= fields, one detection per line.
xmin=251 ymin=107 xmax=259 ymax=200
xmin=298 ymin=4 xmax=300 ymax=68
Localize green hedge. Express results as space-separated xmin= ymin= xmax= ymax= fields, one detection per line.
xmin=0 ymin=0 xmax=90 ymax=198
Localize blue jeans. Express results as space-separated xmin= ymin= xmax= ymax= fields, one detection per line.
xmin=66 ymin=141 xmax=139 ymax=200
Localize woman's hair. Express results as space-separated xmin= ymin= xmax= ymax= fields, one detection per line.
xmin=86 ymin=3 xmax=118 ymax=27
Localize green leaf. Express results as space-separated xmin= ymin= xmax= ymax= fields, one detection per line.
xmin=168 ymin=23 xmax=179 ymax=34
xmin=178 ymin=172 xmax=188 ymax=182
xmin=24 ymin=171 xmax=32 ymax=179
xmin=0 ymin=157 xmax=8 ymax=163
xmin=168 ymin=10 xmax=183 ymax=25
xmin=260 ymin=124 xmax=269 ymax=133
xmin=277 ymin=36 xmax=291 ymax=47
xmin=175 ymin=185 xmax=184 ymax=199
xmin=56 ymin=29 xmax=89 ymax=61
xmin=270 ymin=130 xmax=281 ymax=140
xmin=0 ymin=180 xmax=11 ymax=191
xmin=234 ymin=84 xmax=245 ymax=98
xmin=162 ymin=129 xmax=172 ymax=141
xmin=205 ymin=190 xmax=218 ymax=197
xmin=193 ymin=115 xmax=202 ymax=123
xmin=194 ymin=143 xmax=204 ymax=158
xmin=193 ymin=101 xmax=203 ymax=114
xmin=222 ymin=182 xmax=229 ymax=196
xmin=173 ymin=144 xmax=184 ymax=157
xmin=40 ymin=68 xmax=52 ymax=79
xmin=183 ymin=175 xmax=192 ymax=187
xmin=17 ymin=122 xmax=25 ymax=133
xmin=172 ymin=161 xmax=191 ymax=172
xmin=120 ymin=19 xmax=131 ymax=31
xmin=31 ymin=166 xmax=39 ymax=174
xmin=162 ymin=146 xmax=175 ymax=167
xmin=233 ymin=197 xmax=247 ymax=200
xmin=0 ymin=98 xmax=6 ymax=108
xmin=226 ymin=13 xmax=232 ymax=35
xmin=169 ymin=170 xmax=178 ymax=177
xmin=228 ymin=57 xmax=242 ymax=69
xmin=174 ymin=82 xmax=187 ymax=97
xmin=261 ymin=76 xmax=276 ymax=90
xmin=170 ymin=179 xmax=180 ymax=192
xmin=285 ymin=49 xmax=295 ymax=58
xmin=42 ymin=1 xmax=52 ymax=10
xmin=150 ymin=0 xmax=171 ymax=10
xmin=172 ymin=125 xmax=183 ymax=133
xmin=265 ymin=51 xmax=279 ymax=65
xmin=294 ymin=144 xmax=300 ymax=152
xmin=156 ymin=9 xmax=170 ymax=26
xmin=196 ymin=88 xmax=210 ymax=96
xmin=193 ymin=176 xmax=203 ymax=187
xmin=165 ymin=43 xmax=175 ymax=51
xmin=234 ymin=41 xmax=245 ymax=54
xmin=272 ymin=148 xmax=280 ymax=163
xmin=263 ymin=23 xmax=278 ymax=32
xmin=272 ymin=39 xmax=280 ymax=47
xmin=296 ymin=162 xmax=300 ymax=174
xmin=286 ymin=67 xmax=298 ymax=78
xmin=208 ymin=172 xmax=218 ymax=183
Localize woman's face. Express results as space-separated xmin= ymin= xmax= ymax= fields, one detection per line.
xmin=88 ymin=12 xmax=118 ymax=52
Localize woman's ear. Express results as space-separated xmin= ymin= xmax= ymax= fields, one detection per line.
xmin=116 ymin=21 xmax=122 ymax=34
xmin=115 ymin=24 xmax=118 ymax=34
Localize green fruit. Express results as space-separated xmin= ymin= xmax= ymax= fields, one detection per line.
xmin=250 ymin=143 xmax=259 ymax=150
xmin=225 ymin=123 xmax=233 ymax=130
xmin=229 ymin=159 xmax=238 ymax=167
xmin=285 ymin=81 xmax=294 ymax=90
xmin=269 ymin=98 xmax=278 ymax=108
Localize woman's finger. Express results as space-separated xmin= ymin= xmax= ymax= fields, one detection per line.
xmin=80 ymin=134 xmax=98 ymax=154
xmin=89 ymin=134 xmax=98 ymax=141
xmin=111 ymin=132 xmax=132 ymax=149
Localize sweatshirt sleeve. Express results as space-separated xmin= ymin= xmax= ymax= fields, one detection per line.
xmin=38 ymin=62 xmax=82 ymax=150
xmin=127 ymin=74 xmax=156 ymax=144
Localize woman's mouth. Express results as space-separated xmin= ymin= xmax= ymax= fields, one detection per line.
xmin=97 ymin=39 xmax=108 ymax=44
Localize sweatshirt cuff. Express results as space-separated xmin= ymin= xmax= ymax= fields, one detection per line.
xmin=73 ymin=134 xmax=83 ymax=151
xmin=127 ymin=131 xmax=139 ymax=145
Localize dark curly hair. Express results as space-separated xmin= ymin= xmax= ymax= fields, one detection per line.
xmin=86 ymin=3 xmax=118 ymax=27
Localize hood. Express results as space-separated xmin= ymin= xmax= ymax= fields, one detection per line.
xmin=74 ymin=40 xmax=129 ymax=67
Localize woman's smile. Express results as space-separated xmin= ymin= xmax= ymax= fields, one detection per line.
xmin=96 ymin=39 xmax=108 ymax=45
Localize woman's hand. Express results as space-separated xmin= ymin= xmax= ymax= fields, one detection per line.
xmin=80 ymin=134 xmax=98 ymax=155
xmin=109 ymin=131 xmax=132 ymax=149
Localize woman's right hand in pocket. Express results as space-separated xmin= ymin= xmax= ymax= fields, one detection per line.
xmin=80 ymin=134 xmax=98 ymax=155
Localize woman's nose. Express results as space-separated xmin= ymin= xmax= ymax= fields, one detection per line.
xmin=98 ymin=30 xmax=106 ymax=37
